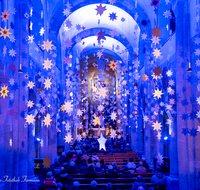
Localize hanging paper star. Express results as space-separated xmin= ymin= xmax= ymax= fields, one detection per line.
xmin=64 ymin=132 xmax=73 ymax=143
xmin=25 ymin=114 xmax=35 ymax=125
xmin=152 ymin=26 xmax=161 ymax=37
xmin=110 ymin=130 xmax=117 ymax=139
xmin=142 ymin=74 xmax=148 ymax=81
xmin=43 ymin=156 xmax=51 ymax=168
xmin=98 ymin=86 xmax=107 ymax=98
xmin=98 ymin=104 xmax=104 ymax=112
xmin=95 ymin=4 xmax=107 ymax=16
xmin=153 ymin=66 xmax=162 ymax=77
xmin=111 ymin=112 xmax=117 ymax=121
xmin=9 ymin=49 xmax=16 ymax=57
xmin=157 ymin=131 xmax=162 ymax=141
xmin=93 ymin=115 xmax=101 ymax=126
xmin=156 ymin=153 xmax=164 ymax=165
xmin=76 ymin=134 xmax=82 ymax=141
xmin=151 ymin=36 xmax=160 ymax=45
xmin=197 ymin=126 xmax=200 ymax=133
xmin=152 ymin=121 xmax=162 ymax=131
xmin=77 ymin=109 xmax=83 ymax=117
xmin=109 ymin=60 xmax=117 ymax=71
xmin=0 ymin=85 xmax=9 ymax=99
xmin=97 ymin=133 xmax=107 ymax=151
xmin=96 ymin=30 xmax=106 ymax=42
xmin=44 ymin=114 xmax=52 ymax=127
xmin=1 ymin=10 xmax=10 ymax=22
xmin=141 ymin=33 xmax=148 ymax=40
xmin=27 ymin=100 xmax=34 ymax=108
xmin=0 ymin=26 xmax=11 ymax=39
xmin=109 ymin=0 xmax=116 ymax=4
xmin=163 ymin=10 xmax=171 ymax=18
xmin=64 ymin=101 xmax=73 ymax=113
xmin=109 ymin=12 xmax=117 ymax=21
xmin=39 ymin=27 xmax=45 ymax=36
xmin=44 ymin=78 xmax=52 ymax=90
xmin=64 ymin=38 xmax=72 ymax=48
xmin=153 ymin=88 xmax=163 ymax=99
xmin=63 ymin=8 xmax=71 ymax=17
xmin=65 ymin=122 xmax=71 ymax=131
xmin=42 ymin=39 xmax=53 ymax=52
xmin=43 ymin=58 xmax=53 ymax=70
xmin=110 ymin=29 xmax=118 ymax=38
xmin=152 ymin=48 xmax=161 ymax=59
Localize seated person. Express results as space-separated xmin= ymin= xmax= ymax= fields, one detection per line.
xmin=44 ymin=171 xmax=56 ymax=185
xmin=82 ymin=153 xmax=89 ymax=161
xmin=65 ymin=177 xmax=74 ymax=190
xmin=56 ymin=182 xmax=63 ymax=190
xmin=70 ymin=154 xmax=77 ymax=162
xmin=137 ymin=186 xmax=145 ymax=190
xmin=95 ymin=162 xmax=104 ymax=174
xmin=120 ymin=166 xmax=133 ymax=178
xmin=151 ymin=167 xmax=167 ymax=188
xmin=59 ymin=152 xmax=67 ymax=163
xmin=92 ymin=152 xmax=100 ymax=162
xmin=85 ymin=165 xmax=96 ymax=178
xmin=90 ymin=180 xmax=98 ymax=190
xmin=106 ymin=182 xmax=113 ymax=190
xmin=132 ymin=175 xmax=147 ymax=190
xmin=105 ymin=165 xmax=117 ymax=178
xmin=136 ymin=162 xmax=147 ymax=173
xmin=88 ymin=158 xmax=94 ymax=167
xmin=72 ymin=181 xmax=80 ymax=190
xmin=127 ymin=162 xmax=136 ymax=174
xmin=67 ymin=161 xmax=77 ymax=174
xmin=75 ymin=157 xmax=82 ymax=167
xmin=142 ymin=158 xmax=149 ymax=170
xmin=112 ymin=162 xmax=120 ymax=173
xmin=53 ymin=161 xmax=61 ymax=176
xmin=80 ymin=160 xmax=88 ymax=174
xmin=118 ymin=145 xmax=126 ymax=153
xmin=127 ymin=157 xmax=136 ymax=169
xmin=100 ymin=159 xmax=107 ymax=170
xmin=125 ymin=143 xmax=132 ymax=151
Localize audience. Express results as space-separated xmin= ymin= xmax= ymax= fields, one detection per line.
xmin=151 ymin=167 xmax=167 ymax=189
xmin=136 ymin=162 xmax=147 ymax=174
xmin=38 ymin=136 xmax=156 ymax=190
xmin=132 ymin=175 xmax=147 ymax=190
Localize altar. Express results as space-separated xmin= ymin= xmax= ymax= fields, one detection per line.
xmin=90 ymin=128 xmax=106 ymax=137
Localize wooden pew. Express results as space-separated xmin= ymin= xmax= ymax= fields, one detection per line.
xmin=46 ymin=183 xmax=158 ymax=189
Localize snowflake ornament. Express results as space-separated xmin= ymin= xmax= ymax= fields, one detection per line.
xmin=110 ymin=130 xmax=117 ymax=139
xmin=156 ymin=153 xmax=164 ymax=165
xmin=65 ymin=132 xmax=73 ymax=143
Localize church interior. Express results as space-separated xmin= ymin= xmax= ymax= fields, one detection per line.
xmin=0 ymin=0 xmax=200 ymax=190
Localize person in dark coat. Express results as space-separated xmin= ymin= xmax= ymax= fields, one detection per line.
xmin=120 ymin=166 xmax=133 ymax=178
xmin=132 ymin=175 xmax=147 ymax=190
xmin=142 ymin=158 xmax=149 ymax=170
xmin=112 ymin=162 xmax=120 ymax=173
xmin=151 ymin=167 xmax=167 ymax=188
xmin=105 ymin=165 xmax=117 ymax=178
xmin=85 ymin=165 xmax=96 ymax=178
xmin=80 ymin=160 xmax=88 ymax=174
xmin=95 ymin=162 xmax=104 ymax=174
xmin=72 ymin=181 xmax=81 ymax=190
xmin=67 ymin=161 xmax=77 ymax=174
xmin=100 ymin=159 xmax=107 ymax=170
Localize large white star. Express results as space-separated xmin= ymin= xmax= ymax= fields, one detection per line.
xmin=97 ymin=133 xmax=107 ymax=151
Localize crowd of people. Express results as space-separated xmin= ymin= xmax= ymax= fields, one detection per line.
xmin=36 ymin=137 xmax=167 ymax=190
